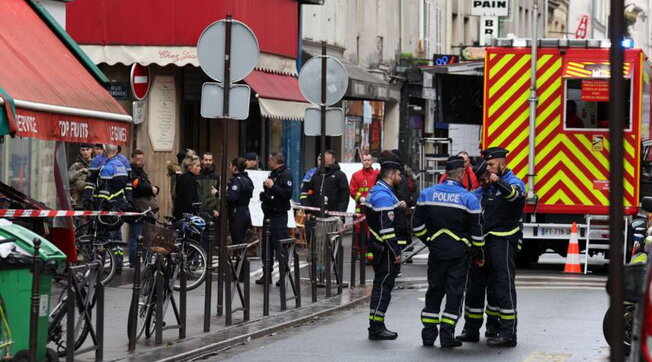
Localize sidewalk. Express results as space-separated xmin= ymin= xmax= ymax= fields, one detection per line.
xmin=66 ymin=234 xmax=382 ymax=361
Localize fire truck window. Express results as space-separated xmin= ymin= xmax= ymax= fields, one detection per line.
xmin=564 ymin=79 xmax=631 ymax=130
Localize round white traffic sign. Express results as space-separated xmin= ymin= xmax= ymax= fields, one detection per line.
xmin=299 ymin=56 xmax=348 ymax=106
xmin=197 ymin=19 xmax=259 ymax=82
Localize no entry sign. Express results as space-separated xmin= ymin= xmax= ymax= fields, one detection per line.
xmin=130 ymin=64 xmax=151 ymax=100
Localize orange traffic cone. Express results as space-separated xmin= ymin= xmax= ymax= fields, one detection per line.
xmin=564 ymin=222 xmax=582 ymax=273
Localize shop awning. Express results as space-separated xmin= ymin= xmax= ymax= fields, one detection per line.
xmin=0 ymin=0 xmax=131 ymax=145
xmin=79 ymin=45 xmax=298 ymax=76
xmin=562 ymin=61 xmax=633 ymax=78
xmin=244 ymin=70 xmax=311 ymax=121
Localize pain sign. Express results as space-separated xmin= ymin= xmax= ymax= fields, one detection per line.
xmin=471 ymin=0 xmax=509 ymax=17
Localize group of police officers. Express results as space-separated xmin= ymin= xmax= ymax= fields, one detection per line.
xmin=364 ymin=147 xmax=525 ymax=348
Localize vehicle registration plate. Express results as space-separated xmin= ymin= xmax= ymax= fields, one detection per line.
xmin=540 ymin=227 xmax=571 ymax=236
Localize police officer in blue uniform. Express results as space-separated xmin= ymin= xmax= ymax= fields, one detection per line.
xmin=480 ymin=147 xmax=526 ymax=347
xmin=226 ymin=157 xmax=254 ymax=245
xmin=457 ymin=160 xmax=501 ymax=342
xmin=82 ymin=144 xmax=132 ymax=210
xmin=363 ymin=154 xmax=404 ymax=340
xmin=412 ymin=156 xmax=484 ymax=348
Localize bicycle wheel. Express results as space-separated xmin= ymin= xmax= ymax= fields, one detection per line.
xmin=174 ymin=242 xmax=207 ymax=291
xmin=47 ymin=292 xmax=91 ymax=357
xmin=134 ymin=265 xmax=156 ymax=340
xmin=77 ymin=236 xmax=117 ymax=285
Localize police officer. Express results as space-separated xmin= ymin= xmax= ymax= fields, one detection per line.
xmin=82 ymin=144 xmax=132 ymax=210
xmin=457 ymin=160 xmax=501 ymax=342
xmin=226 ymin=157 xmax=254 ymax=245
xmin=256 ymin=152 xmax=293 ymax=285
xmin=480 ymin=147 xmax=526 ymax=347
xmin=363 ymin=153 xmax=403 ymax=340
xmin=412 ymin=156 xmax=484 ymax=348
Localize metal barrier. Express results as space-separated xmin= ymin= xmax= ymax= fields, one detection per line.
xmin=263 ymin=219 xmax=272 ymax=316
xmin=311 ymin=217 xmax=341 ymax=301
xmin=127 ymin=237 xmax=142 ymax=352
xmin=153 ymin=250 xmax=186 ymax=345
xmin=224 ymin=239 xmax=258 ymax=325
xmin=29 ymin=239 xmax=41 ymax=362
xmin=203 ymin=221 xmax=215 ymax=332
xmin=325 ymin=232 xmax=345 ymax=297
xmin=278 ymin=238 xmax=301 ymax=311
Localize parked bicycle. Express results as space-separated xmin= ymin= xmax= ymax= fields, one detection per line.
xmin=74 ymin=213 xmax=126 ymax=285
xmin=47 ymin=262 xmax=101 ymax=357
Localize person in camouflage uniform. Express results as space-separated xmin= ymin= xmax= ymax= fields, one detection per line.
xmin=68 ymin=143 xmax=93 ymax=207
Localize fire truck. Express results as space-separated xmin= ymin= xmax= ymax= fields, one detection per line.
xmin=481 ymin=38 xmax=652 ymax=268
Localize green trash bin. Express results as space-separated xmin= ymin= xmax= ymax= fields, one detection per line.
xmin=0 ymin=219 xmax=66 ymax=360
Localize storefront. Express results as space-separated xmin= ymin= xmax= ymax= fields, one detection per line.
xmin=0 ymin=0 xmax=131 ymax=210
xmin=66 ymin=0 xmax=305 ymax=210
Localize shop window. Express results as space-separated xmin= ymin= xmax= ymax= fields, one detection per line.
xmin=564 ymin=78 xmax=631 ymax=130
xmin=0 ymin=137 xmax=57 ymax=207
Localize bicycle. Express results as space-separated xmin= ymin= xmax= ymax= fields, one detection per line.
xmin=128 ymin=223 xmax=181 ymax=341
xmin=74 ymin=214 xmax=126 ymax=284
xmin=47 ymin=263 xmax=100 ymax=357
xmin=169 ymin=213 xmax=208 ymax=291
xmin=0 ymin=295 xmax=12 ymax=359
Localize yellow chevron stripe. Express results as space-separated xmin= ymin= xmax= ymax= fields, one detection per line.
xmin=493 ymin=111 xmax=528 ymax=146
xmin=574 ymin=134 xmax=610 ymax=171
xmin=535 ymin=117 xmax=561 ymax=155
xmin=490 ymin=53 xmax=516 ymax=79
xmin=538 ymin=167 xmax=601 ymax=205
xmin=489 ymin=68 xmax=531 ymax=121
xmin=625 ymin=139 xmax=635 ymax=158
xmin=537 ymin=95 xmax=562 ymax=129
xmin=560 ymin=137 xmax=607 ymax=180
xmin=548 ymin=189 xmax=575 ymax=204
xmin=536 ymin=58 xmax=562 ymax=88
xmin=490 ymin=55 xmax=531 ymax=96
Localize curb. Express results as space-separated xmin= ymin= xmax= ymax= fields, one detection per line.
xmin=117 ymin=288 xmax=371 ymax=362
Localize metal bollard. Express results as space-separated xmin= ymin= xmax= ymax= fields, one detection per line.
xmin=279 ymin=245 xmax=287 ymax=312
xmin=310 ymin=222 xmax=317 ymax=303
xmin=244 ymin=257 xmax=250 ymax=321
xmin=154 ymin=254 xmax=163 ymax=345
xmin=359 ymin=220 xmax=367 ymax=285
xmin=293 ymin=246 xmax=301 ymax=308
xmin=350 ymin=216 xmax=357 ymax=288
xmin=263 ymin=219 xmax=271 ymax=316
xmin=128 ymin=236 xmax=143 ymax=351
xmin=95 ymin=261 xmax=105 ymax=361
xmin=325 ymin=235 xmax=332 ymax=298
xmin=29 ymin=238 xmax=41 ymax=362
xmin=225 ymin=247 xmax=232 ymax=326
xmin=204 ymin=222 xmax=214 ymax=332
xmin=66 ymin=267 xmax=75 ymax=362
xmin=179 ymin=251 xmax=187 ymax=339
xmin=338 ymin=239 xmax=344 ymax=295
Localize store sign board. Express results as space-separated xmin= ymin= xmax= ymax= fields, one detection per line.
xmin=471 ymin=0 xmax=509 ymax=17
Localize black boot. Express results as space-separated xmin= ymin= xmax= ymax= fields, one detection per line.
xmin=421 ymin=326 xmax=438 ymax=347
xmin=487 ymin=335 xmax=517 ymax=347
xmin=440 ymin=325 xmax=463 ymax=348
xmin=369 ymin=323 xmax=398 ymax=340
xmin=456 ymin=329 xmax=480 ymax=342
xmin=255 ymin=276 xmax=271 ymax=285
xmin=485 ymin=329 xmax=499 ymax=338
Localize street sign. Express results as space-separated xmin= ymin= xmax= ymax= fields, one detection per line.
xmin=298 ymin=56 xmax=348 ymax=106
xmin=197 ymin=19 xmax=259 ymax=82
xmin=200 ymin=83 xmax=250 ymax=120
xmin=304 ymin=107 xmax=344 ymax=136
xmin=479 ymin=16 xmax=498 ymax=45
xmin=470 ymin=0 xmax=509 ymax=17
xmin=132 ymin=101 xmax=145 ymax=125
xmin=130 ymin=64 xmax=150 ymax=100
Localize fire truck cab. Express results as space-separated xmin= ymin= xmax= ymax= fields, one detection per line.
xmin=482 ymin=38 xmax=651 ymax=267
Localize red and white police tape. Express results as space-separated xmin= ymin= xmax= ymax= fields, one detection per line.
xmin=0 ymin=209 xmax=149 ymax=218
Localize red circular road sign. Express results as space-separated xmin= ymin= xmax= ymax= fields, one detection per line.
xmin=130 ymin=64 xmax=150 ymax=100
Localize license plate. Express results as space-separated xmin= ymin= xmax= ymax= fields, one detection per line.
xmin=540 ymin=227 xmax=571 ymax=236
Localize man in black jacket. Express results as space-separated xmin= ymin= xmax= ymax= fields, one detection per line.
xmin=256 ymin=152 xmax=294 ymax=285
xmin=305 ymin=150 xmax=349 ymax=214
xmin=128 ymin=149 xmax=159 ymax=268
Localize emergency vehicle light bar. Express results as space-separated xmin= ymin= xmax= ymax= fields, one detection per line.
xmin=490 ymin=37 xmax=611 ymax=49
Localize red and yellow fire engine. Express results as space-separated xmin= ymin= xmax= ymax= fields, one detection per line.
xmin=482 ymin=38 xmax=651 ymax=266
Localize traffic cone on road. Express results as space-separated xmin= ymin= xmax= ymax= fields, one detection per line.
xmin=564 ymin=222 xmax=582 ymax=273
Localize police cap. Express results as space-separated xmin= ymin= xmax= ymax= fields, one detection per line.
xmin=445 ymin=156 xmax=465 ymax=171
xmin=473 ymin=160 xmax=487 ymax=179
xmin=80 ymin=143 xmax=93 ymax=148
xmin=244 ymin=152 xmax=257 ymax=161
xmin=381 ymin=160 xmax=403 ymax=170
xmin=482 ymin=147 xmax=509 ymax=160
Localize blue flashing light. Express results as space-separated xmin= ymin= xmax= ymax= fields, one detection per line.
xmin=622 ymin=39 xmax=634 ymax=48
